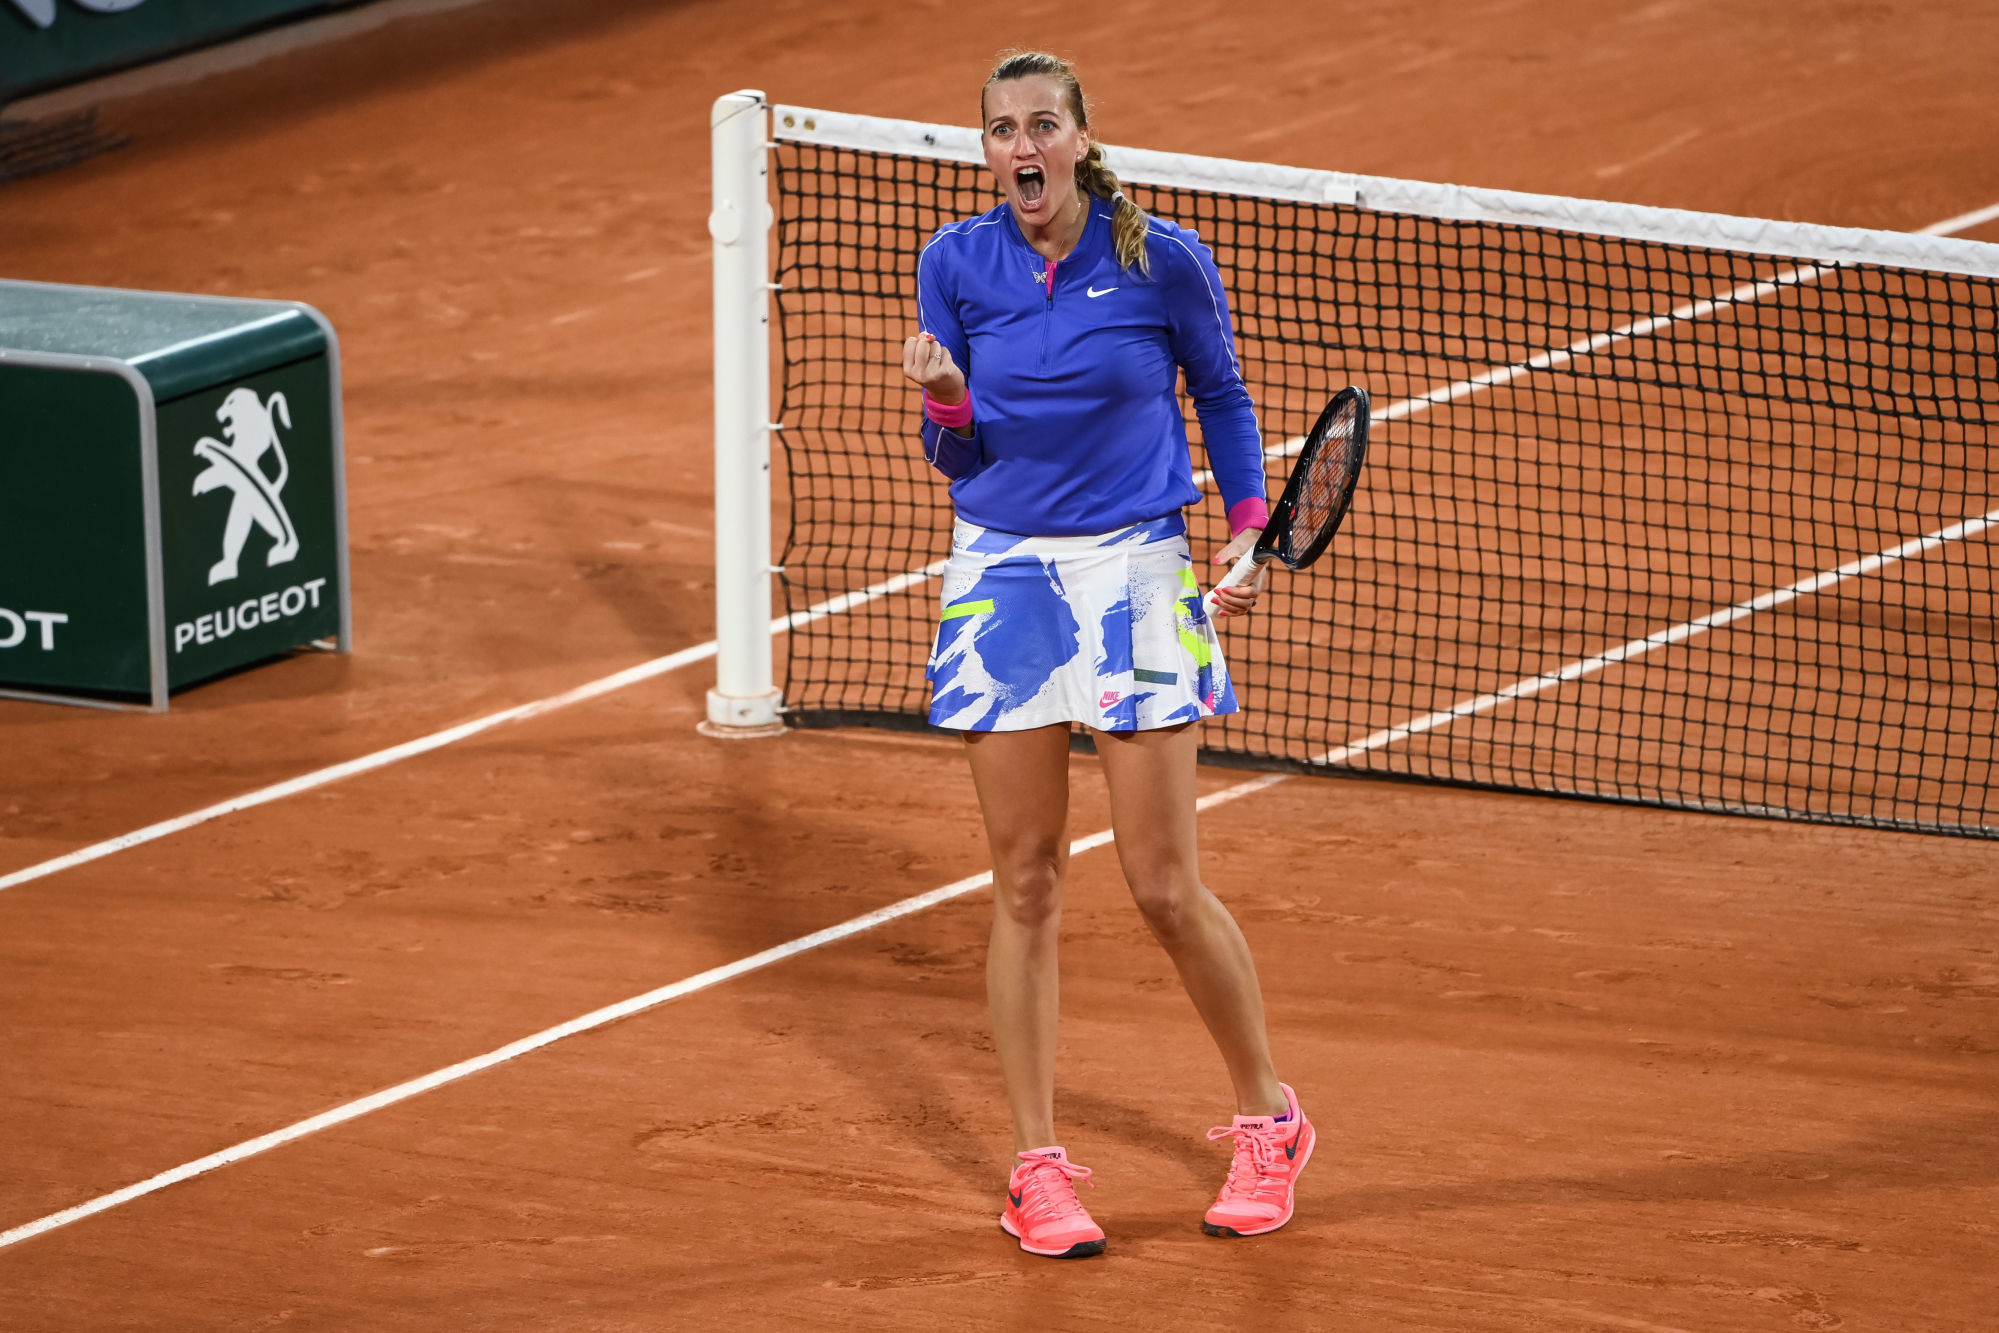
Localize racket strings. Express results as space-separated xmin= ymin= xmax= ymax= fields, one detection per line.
xmin=1282 ymin=409 xmax=1363 ymax=566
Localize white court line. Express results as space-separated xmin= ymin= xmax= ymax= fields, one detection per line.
xmin=1184 ymin=263 xmax=1820 ymax=478
xmin=1920 ymin=200 xmax=1999 ymax=237
xmin=1201 ymin=200 xmax=1993 ymax=476
xmin=1369 ymin=264 xmax=1824 ymax=428
xmin=0 ymin=769 xmax=1276 ymax=1252
xmin=5 ymin=490 xmax=1986 ymax=1250
xmin=1310 ymin=507 xmax=1999 ymax=765
xmin=5 ymin=199 xmax=1992 ymax=897
xmin=0 ymin=571 xmax=933 ymax=895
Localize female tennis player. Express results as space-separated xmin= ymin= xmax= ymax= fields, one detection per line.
xmin=899 ymin=51 xmax=1313 ymax=1259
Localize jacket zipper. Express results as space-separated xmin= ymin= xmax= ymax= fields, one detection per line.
xmin=1037 ymin=258 xmax=1056 ymax=375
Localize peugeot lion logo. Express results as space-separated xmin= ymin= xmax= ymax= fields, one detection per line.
xmin=192 ymin=387 xmax=301 ymax=587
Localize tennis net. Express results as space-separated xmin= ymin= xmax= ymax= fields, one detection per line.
xmin=764 ymin=104 xmax=1999 ymax=839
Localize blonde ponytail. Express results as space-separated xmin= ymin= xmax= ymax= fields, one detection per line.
xmin=984 ymin=50 xmax=1152 ymax=277
xmin=1076 ymin=140 xmax=1151 ymax=278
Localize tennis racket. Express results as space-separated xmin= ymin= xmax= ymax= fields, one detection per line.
xmin=1205 ymin=385 xmax=1371 ymax=614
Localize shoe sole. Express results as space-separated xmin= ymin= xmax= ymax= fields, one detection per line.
xmin=1000 ymin=1215 xmax=1107 ymax=1258
xmin=1201 ymin=1121 xmax=1316 ymax=1238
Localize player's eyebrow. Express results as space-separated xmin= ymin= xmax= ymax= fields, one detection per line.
xmin=988 ymin=106 xmax=1064 ymax=126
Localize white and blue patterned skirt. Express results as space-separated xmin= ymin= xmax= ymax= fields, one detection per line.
xmin=926 ymin=516 xmax=1240 ymax=733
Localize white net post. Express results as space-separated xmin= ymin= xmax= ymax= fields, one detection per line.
xmin=703 ymin=89 xmax=784 ymax=736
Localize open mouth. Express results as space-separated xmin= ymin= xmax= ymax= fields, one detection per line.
xmin=1014 ymin=166 xmax=1045 ymax=205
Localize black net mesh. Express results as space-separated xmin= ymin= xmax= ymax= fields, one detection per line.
xmin=771 ymin=136 xmax=1999 ymax=839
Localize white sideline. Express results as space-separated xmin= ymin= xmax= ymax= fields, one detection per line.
xmin=0 ymin=769 xmax=1276 ymax=1252
xmin=0 ymin=571 xmax=923 ymax=895
xmin=1310 ymin=507 xmax=1999 ymax=767
xmin=0 ymin=648 xmax=710 ymax=894
xmin=6 ymin=484 xmax=1987 ymax=1250
xmin=1198 ymin=202 xmax=1996 ymax=473
xmin=1197 ymin=263 xmax=1826 ymax=475
xmin=1920 ymin=200 xmax=1999 ymax=238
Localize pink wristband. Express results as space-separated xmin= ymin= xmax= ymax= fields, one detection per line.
xmin=1227 ymin=496 xmax=1269 ymax=537
xmin=923 ymin=389 xmax=974 ymax=429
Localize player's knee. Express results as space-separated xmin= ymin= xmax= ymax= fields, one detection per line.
xmin=1129 ymin=873 xmax=1200 ymax=942
xmin=995 ymin=850 xmax=1063 ymax=928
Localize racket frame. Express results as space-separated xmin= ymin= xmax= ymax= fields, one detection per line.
xmin=1205 ymin=386 xmax=1370 ymax=612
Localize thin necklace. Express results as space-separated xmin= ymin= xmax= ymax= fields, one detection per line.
xmin=1048 ymin=193 xmax=1085 ymax=256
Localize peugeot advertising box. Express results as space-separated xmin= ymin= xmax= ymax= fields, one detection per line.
xmin=0 ymin=280 xmax=350 ymax=710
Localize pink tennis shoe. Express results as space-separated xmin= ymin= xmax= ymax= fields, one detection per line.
xmin=1202 ymin=1081 xmax=1315 ymax=1237
xmin=999 ymin=1146 xmax=1107 ymax=1258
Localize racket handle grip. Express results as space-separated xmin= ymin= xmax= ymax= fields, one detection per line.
xmin=1202 ymin=544 xmax=1264 ymax=614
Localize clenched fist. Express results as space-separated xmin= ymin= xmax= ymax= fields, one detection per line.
xmin=901 ymin=331 xmax=967 ymax=406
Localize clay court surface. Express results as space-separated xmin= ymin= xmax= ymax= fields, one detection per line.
xmin=4 ymin=1 xmax=1997 ymax=1327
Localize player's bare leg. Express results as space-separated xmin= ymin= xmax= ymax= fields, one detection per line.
xmin=1094 ymin=722 xmax=1286 ymax=1118
xmin=964 ymin=724 xmax=1075 ymax=1152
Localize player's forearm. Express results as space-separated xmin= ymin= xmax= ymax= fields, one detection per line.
xmin=1197 ymin=397 xmax=1267 ymax=529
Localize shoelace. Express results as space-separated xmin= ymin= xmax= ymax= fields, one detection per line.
xmin=1013 ymin=1152 xmax=1095 ymax=1222
xmin=1206 ymin=1122 xmax=1283 ymax=1202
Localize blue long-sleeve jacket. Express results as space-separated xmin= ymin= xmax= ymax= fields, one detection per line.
xmin=916 ymin=201 xmax=1264 ymax=537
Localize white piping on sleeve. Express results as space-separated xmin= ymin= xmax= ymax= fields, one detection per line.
xmin=1151 ymin=220 xmax=1245 ymax=380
